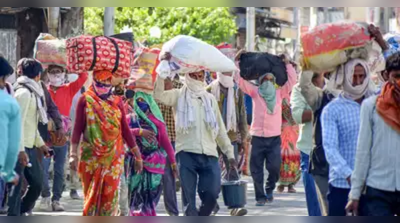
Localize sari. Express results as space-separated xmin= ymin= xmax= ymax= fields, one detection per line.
xmin=278 ymin=98 xmax=301 ymax=186
xmin=78 ymin=88 xmax=125 ymax=216
xmin=126 ymin=92 xmax=168 ymax=216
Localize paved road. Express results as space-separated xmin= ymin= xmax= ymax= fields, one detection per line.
xmin=30 ymin=176 xmax=307 ymax=216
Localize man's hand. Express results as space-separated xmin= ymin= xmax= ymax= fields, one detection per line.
xmin=234 ymin=49 xmax=246 ymax=62
xmin=228 ymin=158 xmax=238 ymax=170
xmin=368 ymin=24 xmax=388 ymax=51
xmin=9 ymin=174 xmax=20 ymax=186
xmin=160 ymin=52 xmax=172 ymax=61
xmin=347 ymin=176 xmax=352 ymax=186
xmin=18 ymin=151 xmax=29 ymax=167
xmin=345 ymin=200 xmax=359 ymax=216
xmin=40 ymin=145 xmax=52 ymax=158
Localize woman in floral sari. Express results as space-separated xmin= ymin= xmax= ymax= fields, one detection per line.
xmin=277 ymin=97 xmax=301 ymax=193
xmin=124 ymin=84 xmax=178 ymax=216
xmin=69 ymin=70 xmax=143 ymax=216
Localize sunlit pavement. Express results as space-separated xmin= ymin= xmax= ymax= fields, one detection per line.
xmin=30 ymin=176 xmax=307 ymax=216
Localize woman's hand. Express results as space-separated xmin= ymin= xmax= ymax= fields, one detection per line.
xmin=69 ymin=155 xmax=79 ymax=172
xmin=135 ymin=159 xmax=143 ymax=174
xmin=141 ymin=129 xmax=157 ymax=143
xmin=171 ymin=164 xmax=179 ymax=179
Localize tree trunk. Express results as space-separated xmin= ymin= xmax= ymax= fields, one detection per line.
xmin=60 ymin=7 xmax=84 ymax=38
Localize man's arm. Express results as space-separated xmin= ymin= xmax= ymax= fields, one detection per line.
xmin=350 ymin=101 xmax=374 ymax=200
xmin=280 ymin=64 xmax=298 ymax=97
xmin=154 ymin=76 xmax=180 ymax=107
xmin=321 ymin=106 xmax=353 ymax=181
xmin=69 ymin=72 xmax=88 ymax=97
xmin=299 ymin=71 xmax=324 ymax=112
xmin=233 ymin=73 xmax=258 ymax=98
xmin=14 ymin=89 xmax=30 ymax=151
xmin=2 ymin=103 xmax=21 ymax=182
xmin=290 ymin=86 xmax=313 ymax=125
xmin=237 ymin=89 xmax=249 ymax=141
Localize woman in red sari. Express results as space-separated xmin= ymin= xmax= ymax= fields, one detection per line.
xmin=277 ymin=97 xmax=301 ymax=193
xmin=69 ymin=70 xmax=143 ymax=216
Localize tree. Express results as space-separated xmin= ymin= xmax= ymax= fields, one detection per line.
xmin=84 ymin=7 xmax=237 ymax=45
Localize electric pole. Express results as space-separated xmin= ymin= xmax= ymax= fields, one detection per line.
xmin=104 ymin=7 xmax=115 ymax=36
xmin=246 ymin=7 xmax=256 ymax=51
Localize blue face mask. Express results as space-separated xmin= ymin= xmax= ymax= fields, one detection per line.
xmin=137 ymin=100 xmax=150 ymax=113
xmin=259 ymin=80 xmax=277 ymax=114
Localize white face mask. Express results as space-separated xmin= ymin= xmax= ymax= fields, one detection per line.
xmin=217 ymin=72 xmax=234 ymax=88
xmin=48 ymin=73 xmax=66 ymax=87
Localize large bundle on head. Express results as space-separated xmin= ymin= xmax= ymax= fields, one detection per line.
xmin=238 ymin=52 xmax=288 ymax=86
xmin=156 ymin=35 xmax=237 ymax=79
xmin=34 ymin=33 xmax=67 ymax=69
xmin=66 ymin=35 xmax=133 ymax=78
xmin=301 ymin=21 xmax=373 ymax=73
xmin=128 ymin=47 xmax=160 ymax=94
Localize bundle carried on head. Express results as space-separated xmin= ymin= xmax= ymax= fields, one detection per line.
xmin=34 ymin=33 xmax=67 ymax=69
xmin=238 ymin=52 xmax=288 ymax=86
xmin=301 ymin=21 xmax=375 ymax=73
xmin=66 ymin=35 xmax=133 ymax=79
xmin=156 ymin=35 xmax=237 ymax=79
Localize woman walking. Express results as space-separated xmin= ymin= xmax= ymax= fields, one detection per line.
xmin=124 ymin=79 xmax=178 ymax=216
xmin=69 ymin=70 xmax=143 ymax=216
xmin=277 ymin=97 xmax=301 ymax=193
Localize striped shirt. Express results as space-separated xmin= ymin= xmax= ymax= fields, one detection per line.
xmin=350 ymin=96 xmax=400 ymax=200
xmin=321 ymin=95 xmax=362 ymax=189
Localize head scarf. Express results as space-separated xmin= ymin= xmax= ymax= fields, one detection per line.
xmin=209 ymin=72 xmax=237 ymax=132
xmin=93 ymin=70 xmax=113 ymax=82
xmin=133 ymin=91 xmax=164 ymax=133
xmin=177 ymin=74 xmax=218 ymax=136
xmin=377 ymin=79 xmax=400 ymax=133
xmin=258 ymin=73 xmax=277 ymax=114
xmin=330 ymin=59 xmax=373 ymax=100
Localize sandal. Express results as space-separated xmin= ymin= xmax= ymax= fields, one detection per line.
xmin=277 ymin=185 xmax=285 ymax=193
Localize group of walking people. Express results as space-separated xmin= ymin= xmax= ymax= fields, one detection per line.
xmin=1 ymin=23 xmax=400 ymax=217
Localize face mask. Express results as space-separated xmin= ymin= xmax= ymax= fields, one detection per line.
xmin=259 ymin=80 xmax=277 ymax=114
xmin=137 ymin=100 xmax=150 ymax=112
xmin=48 ymin=73 xmax=66 ymax=87
xmin=93 ymin=81 xmax=112 ymax=96
xmin=125 ymin=89 xmax=135 ymax=99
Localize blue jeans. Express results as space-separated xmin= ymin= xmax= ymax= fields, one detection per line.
xmin=301 ymin=152 xmax=322 ymax=216
xmin=41 ymin=144 xmax=68 ymax=201
xmin=0 ymin=177 xmax=5 ymax=209
xmin=177 ymin=151 xmax=221 ymax=216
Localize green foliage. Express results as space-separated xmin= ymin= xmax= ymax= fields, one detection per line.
xmin=84 ymin=7 xmax=237 ymax=45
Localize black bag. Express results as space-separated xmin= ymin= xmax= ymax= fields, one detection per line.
xmin=238 ymin=52 xmax=288 ymax=86
xmin=110 ymin=32 xmax=134 ymax=43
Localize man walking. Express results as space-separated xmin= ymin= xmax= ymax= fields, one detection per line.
xmin=321 ymin=59 xmax=373 ymax=216
xmin=234 ymin=54 xmax=297 ymax=206
xmin=154 ymin=61 xmax=236 ymax=216
xmin=346 ymin=53 xmax=400 ymax=216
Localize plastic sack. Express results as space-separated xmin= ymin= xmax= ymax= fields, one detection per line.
xmin=238 ymin=52 xmax=288 ymax=86
xmin=156 ymin=35 xmax=237 ymax=79
xmin=66 ymin=35 xmax=133 ymax=79
xmin=34 ymin=33 xmax=67 ymax=68
xmin=301 ymin=22 xmax=372 ymax=72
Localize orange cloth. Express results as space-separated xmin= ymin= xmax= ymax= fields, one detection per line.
xmin=377 ymin=80 xmax=400 ymax=133
xmin=93 ymin=70 xmax=113 ymax=82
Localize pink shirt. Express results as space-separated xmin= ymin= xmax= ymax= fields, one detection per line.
xmin=235 ymin=64 xmax=297 ymax=138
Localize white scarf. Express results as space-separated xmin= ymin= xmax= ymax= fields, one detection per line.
xmin=15 ymin=76 xmax=48 ymax=124
xmin=177 ymin=74 xmax=218 ymax=136
xmin=330 ymin=59 xmax=373 ymax=100
xmin=209 ymin=72 xmax=237 ymax=132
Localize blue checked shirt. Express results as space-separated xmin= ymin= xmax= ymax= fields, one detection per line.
xmin=321 ymin=95 xmax=361 ymax=189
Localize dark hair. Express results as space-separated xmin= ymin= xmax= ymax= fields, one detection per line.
xmin=0 ymin=56 xmax=14 ymax=77
xmin=386 ymin=52 xmax=400 ymax=74
xmin=21 ymin=58 xmax=43 ymax=79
